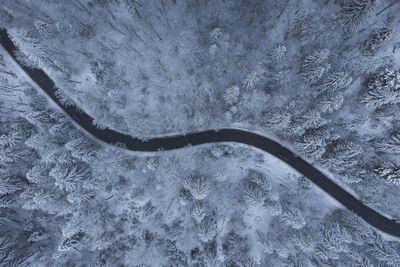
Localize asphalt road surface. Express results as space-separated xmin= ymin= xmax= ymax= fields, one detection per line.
xmin=1 ymin=29 xmax=400 ymax=237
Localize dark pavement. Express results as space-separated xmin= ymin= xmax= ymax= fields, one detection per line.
xmin=2 ymin=29 xmax=400 ymax=237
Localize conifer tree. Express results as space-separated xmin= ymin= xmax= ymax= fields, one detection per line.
xmin=8 ymin=28 xmax=49 ymax=69
xmin=322 ymin=72 xmax=352 ymax=91
xmin=365 ymin=27 xmax=393 ymax=52
xmin=374 ymin=162 xmax=400 ymax=185
xmin=65 ymin=137 xmax=101 ymax=163
xmin=282 ymin=207 xmax=306 ymax=229
xmin=302 ymin=49 xmax=330 ymax=85
xmin=342 ymin=0 xmax=375 ymax=29
xmin=256 ymin=230 xmax=274 ymax=254
xmin=374 ymin=134 xmax=400 ymax=154
xmin=362 ymin=69 xmax=400 ymax=109
xmin=270 ymin=45 xmax=287 ymax=63
xmin=289 ymin=9 xmax=313 ymax=38
xmin=296 ymin=131 xmax=327 ymax=159
xmin=197 ymin=216 xmax=216 ymax=242
xmin=318 ymin=92 xmax=344 ymax=113
xmin=183 ymin=176 xmax=209 ymax=200
xmin=223 ymin=86 xmax=240 ymax=105
xmin=263 ymin=198 xmax=282 ymax=216
xmin=243 ymin=71 xmax=260 ymax=91
xmin=243 ymin=181 xmax=265 ymax=205
xmin=264 ymin=109 xmax=292 ymax=132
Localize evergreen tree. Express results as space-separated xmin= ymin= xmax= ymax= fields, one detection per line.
xmin=270 ymin=45 xmax=287 ymax=63
xmin=210 ymin=145 xmax=233 ymax=158
xmin=342 ymin=0 xmax=375 ymax=29
xmin=210 ymin=28 xmax=222 ymax=42
xmin=242 ymin=71 xmax=260 ymax=91
xmin=183 ymin=176 xmax=209 ymax=200
xmin=50 ymin=163 xmax=92 ymax=192
xmin=362 ymin=69 xmax=400 ymax=109
xmin=210 ymin=145 xmax=225 ymax=158
xmin=121 ymin=0 xmax=141 ymax=16
xmin=49 ymin=149 xmax=78 ymax=166
xmin=281 ymin=207 xmax=306 ymax=229
xmin=191 ymin=202 xmax=206 ymax=223
xmin=263 ymin=109 xmax=292 ymax=132
xmin=129 ymin=187 xmax=149 ymax=207
xmin=263 ymin=198 xmax=282 ymax=216
xmin=289 ymin=9 xmax=313 ymax=38
xmin=0 ymin=175 xmax=22 ymax=195
xmin=26 ymin=163 xmax=50 ymax=184
xmin=303 ymin=65 xmax=329 ymax=85
xmin=374 ymin=134 xmax=400 ymax=154
xmin=295 ymin=131 xmax=327 ymax=159
xmin=248 ymin=170 xmax=272 ymax=192
xmin=256 ymin=230 xmax=274 ymax=254
xmin=235 ymin=256 xmax=260 ymax=267
xmin=20 ymin=186 xmax=58 ymax=211
xmin=197 ymin=216 xmax=216 ymax=242
xmin=67 ymin=187 xmax=94 ymax=204
xmin=58 ymin=231 xmax=86 ymax=252
xmin=302 ymin=49 xmax=330 ymax=85
xmin=243 ymin=181 xmax=265 ymax=205
xmin=0 ymin=195 xmax=11 ymax=208
xmin=209 ymin=44 xmax=217 ymax=59
xmin=179 ymin=188 xmax=192 ymax=206
xmin=271 ymin=70 xmax=291 ymax=90
xmin=303 ymin=49 xmax=330 ymax=69
xmin=0 ymin=126 xmax=33 ymax=164
xmin=142 ymin=157 xmax=159 ymax=173
xmin=31 ymin=94 xmax=48 ymax=111
xmin=365 ymin=27 xmax=393 ymax=52
xmin=223 ymin=110 xmax=233 ymax=121
xmin=25 ymin=132 xmax=62 ymax=159
xmin=318 ymin=92 xmax=344 ymax=113
xmin=321 ymin=222 xmax=352 ymax=253
xmin=65 ymin=137 xmax=101 ymax=163
xmin=223 ymin=86 xmax=240 ymax=105
xmin=361 ymin=69 xmax=400 ymax=109
xmin=34 ymin=21 xmax=55 ymax=38
xmin=21 ymin=111 xmax=53 ymax=129
xmin=369 ymin=238 xmax=400 ymax=266
xmin=298 ymin=175 xmax=312 ymax=190
xmin=343 ymin=115 xmax=365 ymax=132
xmin=374 ymin=162 xmax=400 ymax=185
xmin=346 ymin=248 xmax=374 ymax=267
xmin=8 ymin=28 xmax=49 ymax=69
xmin=367 ymin=68 xmax=400 ymax=91
xmin=342 ymin=211 xmax=376 ymax=242
xmin=362 ymin=87 xmax=400 ymax=109
xmin=324 ymin=141 xmax=363 ymax=171
xmin=294 ymin=228 xmax=315 ymax=253
xmin=0 ymin=130 xmax=25 ymax=148
xmin=90 ymin=60 xmax=114 ymax=82
xmin=137 ymin=202 xmax=156 ymax=222
xmin=0 ymin=237 xmax=23 ymax=266
xmin=322 ymin=72 xmax=352 ymax=91
xmin=300 ymin=110 xmax=328 ymax=131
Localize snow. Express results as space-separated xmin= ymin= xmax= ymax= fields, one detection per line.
xmin=1 ymin=0 xmax=400 ymax=265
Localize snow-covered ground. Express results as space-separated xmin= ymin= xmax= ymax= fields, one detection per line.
xmin=2 ymin=1 xmax=400 ymax=221
xmin=0 ymin=55 xmax=398 ymax=264
xmin=2 ymin=0 xmax=400 ymax=265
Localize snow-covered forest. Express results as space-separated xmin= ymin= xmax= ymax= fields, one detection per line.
xmin=1 ymin=0 xmax=400 ymax=266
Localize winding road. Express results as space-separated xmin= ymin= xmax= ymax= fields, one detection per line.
xmin=1 ymin=29 xmax=400 ymax=238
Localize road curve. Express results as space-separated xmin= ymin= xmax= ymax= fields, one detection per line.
xmin=1 ymin=29 xmax=400 ymax=237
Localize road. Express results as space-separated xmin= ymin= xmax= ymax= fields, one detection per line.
xmin=1 ymin=29 xmax=400 ymax=237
